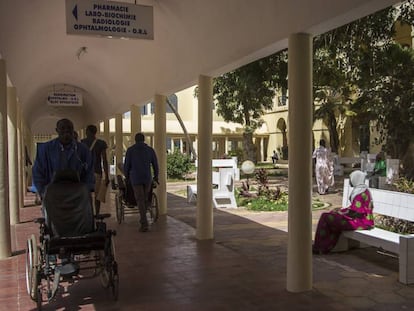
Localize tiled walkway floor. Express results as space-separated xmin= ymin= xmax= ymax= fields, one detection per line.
xmin=2 ymin=179 xmax=414 ymax=310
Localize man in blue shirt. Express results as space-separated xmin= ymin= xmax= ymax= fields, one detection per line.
xmin=124 ymin=133 xmax=159 ymax=232
xmin=32 ymin=118 xmax=94 ymax=198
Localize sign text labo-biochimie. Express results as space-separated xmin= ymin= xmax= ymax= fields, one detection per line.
xmin=66 ymin=0 xmax=154 ymax=39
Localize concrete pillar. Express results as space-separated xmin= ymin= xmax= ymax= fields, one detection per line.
xmin=17 ymin=103 xmax=24 ymax=214
xmin=218 ymin=138 xmax=225 ymax=158
xmin=170 ymin=138 xmax=174 ymax=153
xmin=260 ymin=137 xmax=264 ymax=162
xmin=78 ymin=128 xmax=84 ymax=140
xmin=103 ymin=120 xmax=111 ymax=173
xmin=97 ymin=121 xmax=101 ymax=134
xmin=196 ymin=75 xmax=213 ymax=240
xmin=115 ymin=114 xmax=123 ymax=175
xmin=23 ymin=124 xmax=33 ymax=190
xmin=154 ymin=94 xmax=167 ymax=215
xmin=254 ymin=137 xmax=262 ymax=162
xmin=287 ymin=33 xmax=313 ymax=292
xmin=225 ymin=137 xmax=229 ymax=155
xmin=0 ymin=59 xmax=11 ymax=258
xmin=103 ymin=120 xmax=110 ymax=144
xmin=7 ymin=87 xmax=19 ymax=225
xmin=130 ymin=104 xmax=141 ymax=144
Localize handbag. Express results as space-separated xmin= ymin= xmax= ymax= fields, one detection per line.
xmin=97 ymin=179 xmax=108 ymax=203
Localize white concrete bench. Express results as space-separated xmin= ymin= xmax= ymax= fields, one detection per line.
xmin=187 ymin=158 xmax=239 ymax=208
xmin=333 ymin=156 xmax=361 ymax=176
xmin=336 ymin=179 xmax=414 ymax=284
xmin=339 ymin=157 xmax=361 ymax=166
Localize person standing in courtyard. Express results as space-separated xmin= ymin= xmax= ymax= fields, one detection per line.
xmin=371 ymin=151 xmax=386 ymax=188
xmin=312 ymin=139 xmax=334 ymax=195
xmin=81 ymin=124 xmax=110 ymax=216
xmin=271 ymin=150 xmax=279 ymax=165
xmin=124 ymin=133 xmax=159 ymax=232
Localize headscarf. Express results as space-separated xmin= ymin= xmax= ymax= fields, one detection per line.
xmin=349 ymin=170 xmax=368 ymax=202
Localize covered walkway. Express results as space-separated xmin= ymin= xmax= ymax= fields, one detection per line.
xmin=0 ymin=0 xmax=403 ymax=294
xmin=2 ymin=182 xmax=414 ymax=310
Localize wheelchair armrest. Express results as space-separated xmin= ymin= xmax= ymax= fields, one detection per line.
xmin=95 ymin=213 xmax=111 ymax=220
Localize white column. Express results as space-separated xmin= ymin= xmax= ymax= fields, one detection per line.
xmin=287 ymin=33 xmax=313 ymax=292
xmin=17 ymin=103 xmax=24 ymax=216
xmin=196 ymin=75 xmax=213 ymax=240
xmin=260 ymin=137 xmax=264 ymax=162
xmin=225 ymin=137 xmax=229 ymax=155
xmin=103 ymin=120 xmax=111 ymax=173
xmin=193 ymin=137 xmax=198 ymax=157
xmin=170 ymin=138 xmax=175 ymax=153
xmin=130 ymin=104 xmax=141 ymax=145
xmin=7 ymin=87 xmax=19 ymax=225
xmin=154 ymin=94 xmax=167 ymax=215
xmin=79 ymin=128 xmax=85 ymax=140
xmin=115 ymin=114 xmax=123 ymax=174
xmin=103 ymin=120 xmax=110 ymax=144
xmin=24 ymin=123 xmax=33 ymax=191
xmin=0 ymin=60 xmax=11 ymax=258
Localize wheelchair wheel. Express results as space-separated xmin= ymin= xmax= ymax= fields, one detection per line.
xmin=100 ymin=258 xmax=110 ymax=288
xmin=110 ymin=261 xmax=119 ymax=300
xmin=25 ymin=234 xmax=40 ymax=302
xmin=115 ymin=194 xmax=123 ymax=224
xmin=100 ymin=234 xmax=117 ymax=291
xmin=148 ymin=193 xmax=159 ymax=223
xmin=99 ymin=254 xmax=110 ymax=288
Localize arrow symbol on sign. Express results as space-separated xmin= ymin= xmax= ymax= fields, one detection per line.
xmin=72 ymin=5 xmax=78 ymax=20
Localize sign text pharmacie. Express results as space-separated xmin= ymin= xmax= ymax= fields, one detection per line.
xmin=65 ymin=0 xmax=154 ymax=40
xmin=47 ymin=92 xmax=83 ymax=107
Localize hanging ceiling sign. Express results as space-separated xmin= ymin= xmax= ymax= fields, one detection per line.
xmin=65 ymin=0 xmax=154 ymax=40
xmin=47 ymin=91 xmax=83 ymax=107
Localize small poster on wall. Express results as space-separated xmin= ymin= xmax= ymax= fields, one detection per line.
xmin=47 ymin=91 xmax=83 ymax=106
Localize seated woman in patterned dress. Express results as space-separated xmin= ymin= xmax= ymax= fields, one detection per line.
xmin=313 ymin=170 xmax=374 ymax=254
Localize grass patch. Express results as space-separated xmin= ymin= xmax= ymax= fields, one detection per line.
xmin=237 ymin=193 xmax=330 ymax=211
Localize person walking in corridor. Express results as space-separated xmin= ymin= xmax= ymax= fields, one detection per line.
xmin=124 ymin=133 xmax=159 ymax=232
xmin=32 ymin=118 xmax=94 ymax=198
xmin=81 ymin=125 xmax=110 ymax=215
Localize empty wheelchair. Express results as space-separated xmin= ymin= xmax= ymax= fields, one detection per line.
xmin=112 ymin=175 xmax=159 ymax=224
xmin=26 ymin=170 xmax=119 ymax=310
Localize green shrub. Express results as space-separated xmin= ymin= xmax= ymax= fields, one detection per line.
xmin=228 ymin=149 xmax=243 ymax=161
xmin=236 ymin=168 xmax=330 ymax=211
xmin=238 ymin=192 xmax=289 ymax=211
xmin=393 ymin=177 xmax=414 ymax=194
xmin=167 ymin=151 xmax=192 ymax=179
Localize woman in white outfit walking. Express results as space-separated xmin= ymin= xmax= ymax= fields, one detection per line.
xmin=312 ymin=139 xmax=334 ymax=195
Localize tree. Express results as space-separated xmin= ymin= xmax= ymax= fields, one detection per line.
xmin=357 ymin=43 xmax=414 ymax=176
xmin=312 ymin=4 xmax=397 ymax=153
xmin=213 ymin=51 xmax=287 ymax=162
xmin=166 ymin=96 xmax=197 ymax=161
xmin=313 ymin=47 xmax=353 ymax=153
xmin=313 ymin=0 xmax=414 ymax=177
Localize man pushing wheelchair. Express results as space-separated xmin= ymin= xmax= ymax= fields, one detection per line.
xmin=27 ymin=118 xmax=119 ymax=309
